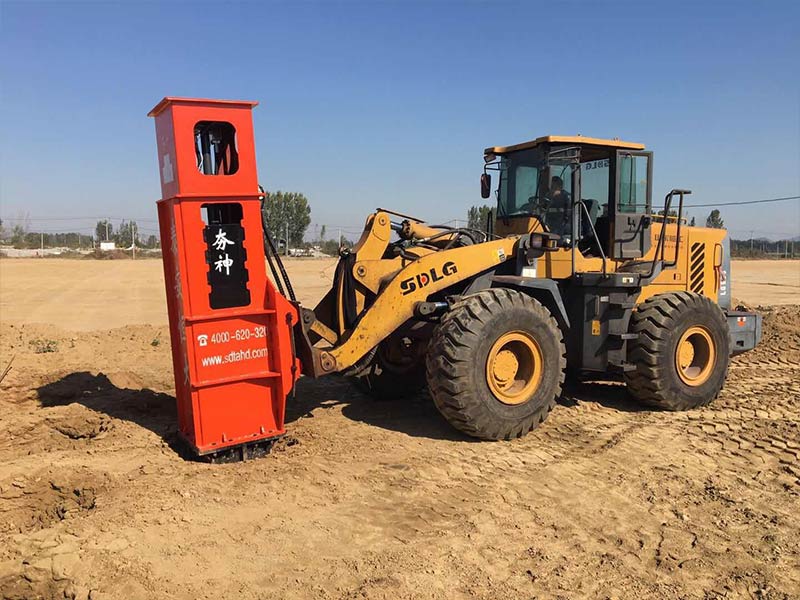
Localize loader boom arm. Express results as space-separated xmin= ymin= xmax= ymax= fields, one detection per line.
xmin=296 ymin=210 xmax=520 ymax=376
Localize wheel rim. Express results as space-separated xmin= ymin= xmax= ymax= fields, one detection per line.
xmin=486 ymin=331 xmax=543 ymax=405
xmin=675 ymin=325 xmax=716 ymax=386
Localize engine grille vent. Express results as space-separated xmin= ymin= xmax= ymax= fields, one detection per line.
xmin=690 ymin=242 xmax=705 ymax=294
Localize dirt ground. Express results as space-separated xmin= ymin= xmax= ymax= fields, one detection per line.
xmin=729 ymin=260 xmax=800 ymax=307
xmin=0 ymin=258 xmax=337 ymax=330
xmin=0 ymin=259 xmax=796 ymax=330
xmin=0 ymin=257 xmax=798 ymax=600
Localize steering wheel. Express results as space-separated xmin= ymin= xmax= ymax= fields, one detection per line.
xmin=515 ymin=194 xmax=550 ymax=216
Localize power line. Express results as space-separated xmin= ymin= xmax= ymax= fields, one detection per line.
xmin=681 ymin=195 xmax=800 ymax=208
xmin=0 ymin=216 xmax=158 ymax=223
xmin=728 ymin=228 xmax=799 ymax=236
xmin=3 ymin=195 xmax=798 ymax=227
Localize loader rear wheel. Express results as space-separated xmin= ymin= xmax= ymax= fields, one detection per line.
xmin=426 ymin=289 xmax=566 ymax=440
xmin=625 ymin=292 xmax=730 ymax=410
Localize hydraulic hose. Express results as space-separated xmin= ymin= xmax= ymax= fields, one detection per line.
xmin=259 ymin=195 xmax=297 ymax=302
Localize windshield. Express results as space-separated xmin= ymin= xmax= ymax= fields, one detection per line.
xmin=497 ymin=148 xmax=572 ymax=237
xmin=498 ymin=149 xmax=544 ymax=217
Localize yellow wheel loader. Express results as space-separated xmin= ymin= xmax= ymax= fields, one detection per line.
xmin=293 ymin=135 xmax=761 ymax=440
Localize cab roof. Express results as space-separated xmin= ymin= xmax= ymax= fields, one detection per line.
xmin=484 ymin=135 xmax=645 ymax=156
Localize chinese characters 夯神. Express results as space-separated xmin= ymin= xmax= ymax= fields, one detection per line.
xmin=213 ymin=228 xmax=234 ymax=251
xmin=213 ymin=228 xmax=235 ymax=276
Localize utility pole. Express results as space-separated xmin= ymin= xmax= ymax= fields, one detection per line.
xmin=132 ymin=222 xmax=136 ymax=260
xmin=750 ymin=230 xmax=754 ymax=253
xmin=285 ymin=221 xmax=289 ymax=256
xmin=40 ymin=232 xmax=43 ymax=257
xmin=105 ymin=219 xmax=110 ymax=241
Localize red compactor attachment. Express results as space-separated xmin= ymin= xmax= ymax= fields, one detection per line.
xmin=149 ymin=97 xmax=300 ymax=460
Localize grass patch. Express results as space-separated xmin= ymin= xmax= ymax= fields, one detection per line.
xmin=29 ymin=339 xmax=59 ymax=354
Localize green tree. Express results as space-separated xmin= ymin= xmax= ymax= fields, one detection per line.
xmin=705 ymin=209 xmax=725 ymax=229
xmin=115 ymin=220 xmax=139 ymax=248
xmin=320 ymin=237 xmax=353 ymax=256
xmin=261 ymin=191 xmax=311 ymax=247
xmin=467 ymin=205 xmax=493 ymax=232
xmin=11 ymin=225 xmax=26 ymax=248
xmin=95 ymin=219 xmax=114 ymax=242
xmin=319 ymin=224 xmax=326 ymax=242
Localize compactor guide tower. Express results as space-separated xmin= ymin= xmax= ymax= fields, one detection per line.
xmin=151 ymin=99 xmax=761 ymax=460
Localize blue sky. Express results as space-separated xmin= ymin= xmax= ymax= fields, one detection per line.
xmin=1 ymin=0 xmax=798 ymax=241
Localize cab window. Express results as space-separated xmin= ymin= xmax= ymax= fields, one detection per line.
xmin=513 ymin=166 xmax=539 ymax=212
xmin=581 ymin=159 xmax=610 ymax=210
xmin=618 ymin=154 xmax=650 ymax=213
xmin=498 ymin=148 xmax=545 ymax=214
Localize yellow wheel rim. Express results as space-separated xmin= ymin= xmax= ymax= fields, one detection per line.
xmin=486 ymin=331 xmax=543 ymax=405
xmin=675 ymin=325 xmax=716 ymax=386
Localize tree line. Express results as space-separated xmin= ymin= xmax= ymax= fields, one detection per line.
xmin=94 ymin=220 xmax=159 ymax=249
xmin=6 ymin=228 xmax=95 ymax=249
xmin=259 ymin=191 xmax=355 ymax=256
xmin=0 ymin=190 xmax=320 ymax=253
xmin=4 ymin=198 xmax=793 ymax=260
xmin=0 ymin=218 xmax=159 ymax=250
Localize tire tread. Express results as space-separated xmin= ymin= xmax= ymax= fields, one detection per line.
xmin=625 ymin=292 xmax=730 ymax=410
xmin=426 ymin=289 xmax=566 ymax=440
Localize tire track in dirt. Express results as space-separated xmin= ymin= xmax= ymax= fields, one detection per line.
xmin=333 ymin=331 xmax=800 ymax=596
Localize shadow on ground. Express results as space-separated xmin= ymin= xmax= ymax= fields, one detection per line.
xmin=289 ymin=374 xmax=650 ymax=440
xmin=286 ymin=376 xmax=472 ymax=442
xmin=35 ymin=371 xmax=650 ymax=458
xmin=33 ymin=371 xmax=468 ymax=454
xmin=36 ymin=371 xmax=185 ymax=454
xmin=561 ymin=378 xmax=647 ymax=413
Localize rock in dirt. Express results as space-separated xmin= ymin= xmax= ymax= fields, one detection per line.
xmin=51 ymin=552 xmax=82 ymax=580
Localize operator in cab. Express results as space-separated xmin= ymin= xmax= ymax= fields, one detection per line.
xmin=544 ymin=175 xmax=572 ymax=243
xmin=549 ymin=176 xmax=570 ymax=206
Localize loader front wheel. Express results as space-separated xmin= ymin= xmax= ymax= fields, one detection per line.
xmin=426 ymin=289 xmax=566 ymax=440
xmin=625 ymin=292 xmax=730 ymax=410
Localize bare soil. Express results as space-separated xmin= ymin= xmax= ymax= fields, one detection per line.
xmin=731 ymin=260 xmax=800 ymax=307
xmin=1 ymin=258 xmax=799 ymax=600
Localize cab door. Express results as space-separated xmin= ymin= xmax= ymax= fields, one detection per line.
xmin=612 ymin=150 xmax=653 ymax=259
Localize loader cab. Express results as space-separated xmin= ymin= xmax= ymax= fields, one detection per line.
xmin=484 ymin=136 xmax=653 ymax=260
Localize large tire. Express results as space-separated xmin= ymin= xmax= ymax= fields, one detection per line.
xmin=625 ymin=291 xmax=730 ymax=410
xmin=426 ymin=288 xmax=566 ymax=440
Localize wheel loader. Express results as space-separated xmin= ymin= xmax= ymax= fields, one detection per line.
xmin=149 ymin=99 xmax=761 ymax=457
xmin=293 ymin=135 xmax=762 ymax=440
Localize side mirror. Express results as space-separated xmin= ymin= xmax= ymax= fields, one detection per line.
xmin=480 ymin=173 xmax=492 ymax=199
